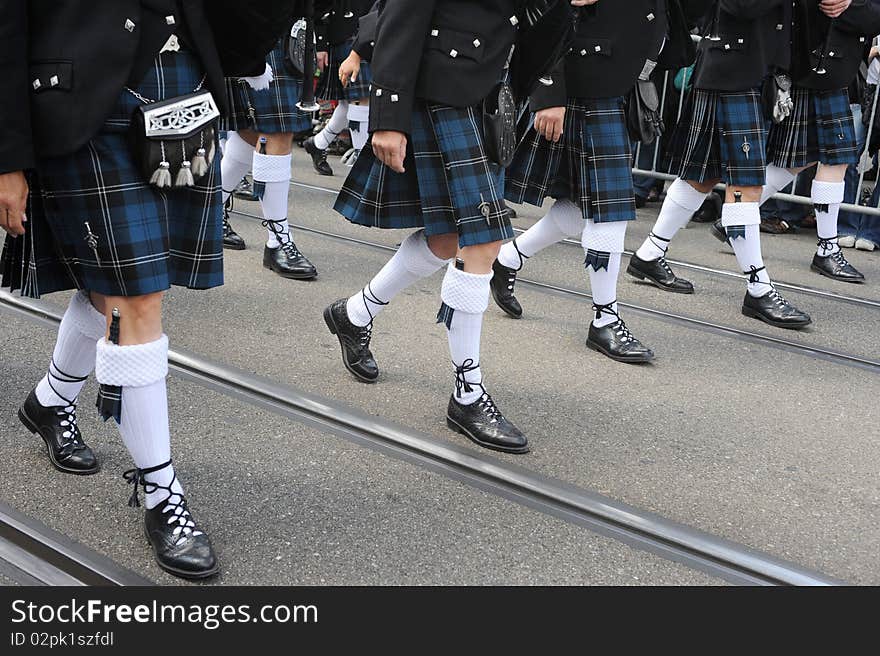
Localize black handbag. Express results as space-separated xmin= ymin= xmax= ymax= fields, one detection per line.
xmin=128 ymin=90 xmax=221 ymax=189
xmin=483 ymin=82 xmax=518 ymax=167
xmin=626 ymin=78 xmax=664 ymax=146
xmin=284 ymin=19 xmax=316 ymax=78
xmin=761 ymin=72 xmax=794 ymax=124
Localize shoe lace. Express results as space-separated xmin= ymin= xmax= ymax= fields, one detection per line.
xmin=453 ymin=359 xmax=503 ymax=423
xmin=280 ymin=240 xmax=303 ymax=259
xmin=476 ymin=391 xmax=502 ymax=423
xmin=593 ymin=302 xmax=634 ymax=343
xmin=56 ymin=404 xmax=83 ymax=450
xmin=123 ymin=461 xmax=204 ymax=546
xmin=356 ymin=284 xmax=386 ymax=354
xmin=830 ymin=250 xmax=849 ymax=267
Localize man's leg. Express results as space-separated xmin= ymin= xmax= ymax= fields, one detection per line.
xmin=491 ymin=198 xmax=584 ymax=318
xmin=324 ymin=231 xmax=456 ymax=383
xmin=242 ymin=129 xmax=318 ymax=280
xmin=92 ymin=291 xmax=218 ymax=579
xmin=19 ymin=291 xmax=105 ymax=474
xmin=218 ymin=131 xmax=251 ymax=250
xmin=811 ymin=163 xmax=865 ymax=282
xmin=721 ymin=184 xmax=812 ymax=329
xmin=628 ymin=177 xmax=714 ymax=293
xmin=342 ymin=99 xmax=369 ymax=167
xmin=442 ymin=241 xmax=528 ymax=454
xmin=305 ymin=101 xmax=348 ymax=176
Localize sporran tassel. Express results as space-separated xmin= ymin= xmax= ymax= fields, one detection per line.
xmin=175 ymin=160 xmax=195 ymax=187
xmin=191 ymin=148 xmax=208 ymax=178
xmin=151 ymin=142 xmax=173 ymax=188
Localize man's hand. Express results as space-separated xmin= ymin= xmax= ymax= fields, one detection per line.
xmin=0 ymin=171 xmax=28 ymax=237
xmin=372 ymin=130 xmax=408 ymax=173
xmin=819 ymin=0 xmax=851 ymax=18
xmin=317 ymin=51 xmax=329 ymax=72
xmin=534 ymin=107 xmax=566 ymax=143
xmin=339 ymin=51 xmax=362 ymax=87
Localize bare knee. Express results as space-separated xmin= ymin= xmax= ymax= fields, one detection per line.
xmin=686 ymin=179 xmax=719 ymax=194
xmin=94 ymin=291 xmax=164 ymax=345
xmin=427 ymin=233 xmax=458 ymax=261
xmin=815 ymin=163 xmax=847 ymax=183
xmin=459 ymin=241 xmax=502 ymax=274
xmin=725 ymin=185 xmax=762 ymax=203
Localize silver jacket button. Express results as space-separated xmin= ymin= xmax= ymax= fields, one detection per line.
xmin=124 ymin=19 xmax=136 ymax=32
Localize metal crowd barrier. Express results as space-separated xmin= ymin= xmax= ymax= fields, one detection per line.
xmin=632 ymin=37 xmax=880 ymax=218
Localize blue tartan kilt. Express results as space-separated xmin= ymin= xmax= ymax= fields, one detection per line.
xmin=316 ymin=39 xmax=373 ymax=101
xmin=1 ymin=50 xmax=223 ymax=300
xmin=506 ymin=96 xmax=635 ymax=223
xmin=334 ymin=101 xmax=512 ymax=247
xmin=221 ymin=39 xmax=313 ymax=134
xmin=665 ymin=88 xmax=768 ymax=187
xmin=767 ymin=86 xmax=858 ymax=168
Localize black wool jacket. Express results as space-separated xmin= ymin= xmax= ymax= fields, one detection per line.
xmin=692 ymin=0 xmax=791 ymax=92
xmin=791 ymin=0 xmax=880 ymax=91
xmin=368 ymin=0 xmax=521 ymax=135
xmin=530 ymin=0 xmax=696 ymax=110
xmin=315 ymin=0 xmax=375 ymax=50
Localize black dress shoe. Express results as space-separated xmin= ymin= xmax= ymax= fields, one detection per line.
xmin=263 ymin=242 xmax=317 ymax=279
xmin=586 ymin=316 xmax=655 ymax=364
xmin=811 ymin=250 xmax=865 ymax=283
xmin=635 ymin=194 xmax=647 ymax=209
xmin=627 ymin=253 xmax=694 ymax=294
xmin=124 ymin=463 xmax=219 ymax=580
xmin=232 ymin=176 xmax=257 ymax=201
xmin=691 ymin=191 xmax=722 ymax=223
xmin=506 ymin=205 xmax=518 ymax=219
xmin=490 ymin=259 xmax=523 ymax=319
xmin=323 ymin=299 xmax=379 ymax=382
xmin=304 ymin=137 xmax=334 ymax=176
xmin=222 ymin=213 xmax=246 ymax=251
xmin=446 ymin=392 xmax=529 ymax=454
xmin=18 ymin=389 xmax=99 ymax=475
xmin=710 ymin=219 xmax=730 ymax=245
xmin=741 ymin=288 xmax=812 ymax=329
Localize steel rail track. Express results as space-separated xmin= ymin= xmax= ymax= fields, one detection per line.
xmin=231 ymin=209 xmax=880 ymax=375
xmin=282 ymin=179 xmax=880 ymax=311
xmin=0 ymin=292 xmax=845 ymax=586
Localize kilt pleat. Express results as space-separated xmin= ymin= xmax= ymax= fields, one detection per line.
xmin=505 ymin=97 xmax=635 ymax=223
xmin=665 ymin=88 xmax=768 ymax=187
xmin=221 ymin=39 xmax=313 ymax=134
xmin=1 ymin=51 xmax=223 ymax=299
xmin=767 ymin=87 xmax=857 ymax=169
xmin=334 ymin=102 xmax=512 ymax=247
xmin=316 ymin=39 xmax=373 ymax=101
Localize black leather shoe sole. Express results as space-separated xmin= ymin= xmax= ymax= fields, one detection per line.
xmin=18 ymin=407 xmax=99 ymax=475
xmin=144 ymin=528 xmax=220 ymax=580
xmin=323 ymin=306 xmax=378 ymax=383
xmin=741 ymin=305 xmax=812 ymax=329
xmin=710 ymin=222 xmax=730 ymax=245
xmin=222 ymin=240 xmax=246 ymax=251
xmin=810 ymin=262 xmax=865 ymax=284
xmin=586 ymin=339 xmax=655 ymax=364
xmin=490 ymin=286 xmax=522 ymax=319
xmin=626 ymin=263 xmax=695 ymax=294
xmin=445 ymin=416 xmax=530 ymax=454
xmin=263 ymin=261 xmax=317 ymax=280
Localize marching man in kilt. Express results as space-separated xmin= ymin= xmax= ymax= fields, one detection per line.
xmin=493 ymin=0 xmax=687 ymax=363
xmin=0 ymin=0 xmax=299 ymax=579
xmin=219 ymin=19 xmax=319 ymax=280
xmin=628 ymin=1 xmax=814 ymax=329
xmin=721 ymin=0 xmax=880 ymax=283
xmin=303 ymin=1 xmax=376 ymax=175
xmin=324 ymin=0 xmax=584 ymax=454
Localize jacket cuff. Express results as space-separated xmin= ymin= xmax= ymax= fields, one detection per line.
xmin=352 ymin=33 xmax=375 ymax=61
xmin=529 ymin=82 xmax=567 ymax=113
xmin=367 ymin=85 xmax=413 ymax=135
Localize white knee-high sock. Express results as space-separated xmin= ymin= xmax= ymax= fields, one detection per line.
xmin=220 ymin=131 xmax=253 ymax=204
xmin=812 ymin=180 xmax=845 ymax=256
xmin=252 ymin=151 xmax=293 ymax=248
xmin=35 ymin=291 xmax=106 ymax=408
xmin=95 ymin=335 xmax=183 ymax=510
xmin=582 ymin=221 xmax=627 ymax=328
xmin=722 ymin=202 xmax=772 ymax=297
xmin=497 ymin=199 xmax=583 ymax=269
xmin=439 ymin=264 xmax=492 ymax=406
xmin=761 ymin=164 xmax=797 ymax=205
xmin=346 ymin=230 xmax=451 ymax=327
xmin=636 ymin=178 xmax=709 ymax=261
xmin=314 ymin=101 xmax=349 ymax=151
xmin=347 ymin=103 xmax=370 ymax=152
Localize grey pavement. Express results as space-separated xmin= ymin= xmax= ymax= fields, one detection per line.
xmin=1 ymin=146 xmax=878 ymax=585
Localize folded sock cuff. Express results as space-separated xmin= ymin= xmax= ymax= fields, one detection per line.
xmin=69 ymin=291 xmax=106 ymax=341
xmin=548 ymin=199 xmax=586 ymax=237
xmin=811 ymin=180 xmax=845 ymax=205
xmin=582 ymin=219 xmax=627 ymax=254
xmin=400 ymin=230 xmax=451 ymax=277
xmin=721 ymin=201 xmax=761 ymax=227
xmin=347 ymin=103 xmax=370 ymax=122
xmin=223 ymin=131 xmax=255 ymax=166
xmin=667 ymin=178 xmax=710 ymax=212
xmin=252 ymin=152 xmax=292 ymax=183
xmin=440 ymin=264 xmax=492 ymax=314
xmin=95 ymin=335 xmax=169 ymax=387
